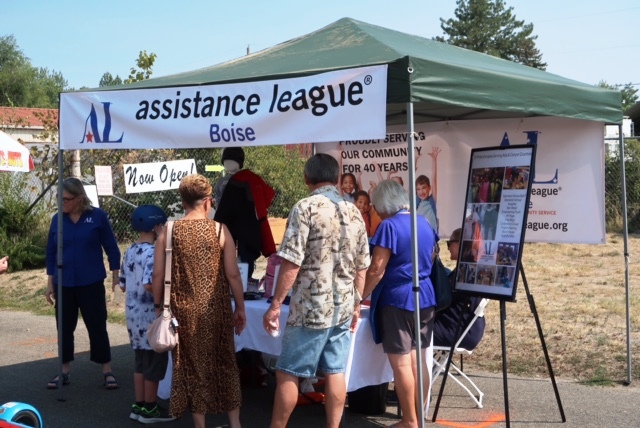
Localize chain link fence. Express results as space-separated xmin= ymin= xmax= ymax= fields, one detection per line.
xmin=5 ymin=137 xmax=640 ymax=272
xmin=605 ymin=138 xmax=640 ymax=233
xmin=14 ymin=144 xmax=312 ymax=247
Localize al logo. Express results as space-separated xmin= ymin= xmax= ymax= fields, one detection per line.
xmin=500 ymin=130 xmax=558 ymax=185
xmin=78 ymin=102 xmax=124 ymax=144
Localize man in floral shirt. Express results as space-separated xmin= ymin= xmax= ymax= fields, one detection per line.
xmin=264 ymin=153 xmax=370 ymax=428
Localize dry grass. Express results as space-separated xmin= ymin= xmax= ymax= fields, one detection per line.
xmin=1 ymin=234 xmax=638 ymax=384
xmin=439 ymin=233 xmax=640 ymax=385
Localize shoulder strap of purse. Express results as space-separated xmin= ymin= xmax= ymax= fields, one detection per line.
xmin=163 ymin=221 xmax=174 ymax=309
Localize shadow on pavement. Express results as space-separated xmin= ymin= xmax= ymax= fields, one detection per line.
xmin=0 ymin=342 xmax=401 ymax=427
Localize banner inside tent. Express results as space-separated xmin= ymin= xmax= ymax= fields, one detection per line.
xmin=59 ymin=66 xmax=387 ymax=150
xmin=316 ymin=116 xmax=605 ymax=244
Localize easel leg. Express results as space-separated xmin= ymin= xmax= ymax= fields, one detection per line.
xmin=500 ymin=300 xmax=511 ymax=428
xmin=520 ymin=266 xmax=567 ymax=422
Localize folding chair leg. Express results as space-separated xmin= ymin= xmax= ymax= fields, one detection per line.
xmin=446 ymin=363 xmax=484 ymax=408
xmin=431 ymin=351 xmax=484 ymax=408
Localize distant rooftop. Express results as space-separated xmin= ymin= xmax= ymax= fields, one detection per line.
xmin=0 ymin=107 xmax=58 ymax=128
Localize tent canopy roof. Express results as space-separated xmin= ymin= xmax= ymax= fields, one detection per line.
xmin=77 ymin=17 xmax=622 ymax=124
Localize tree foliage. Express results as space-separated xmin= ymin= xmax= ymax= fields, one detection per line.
xmin=598 ymin=81 xmax=639 ymax=114
xmin=0 ymin=173 xmax=49 ymax=271
xmin=436 ymin=0 xmax=547 ymax=70
xmin=0 ymin=35 xmax=68 ymax=107
xmin=99 ymin=50 xmax=157 ymax=87
xmin=243 ymin=146 xmax=309 ymax=218
xmin=605 ymin=139 xmax=640 ymax=233
xmin=125 ymin=50 xmax=157 ymax=84
xmin=99 ymin=72 xmax=123 ymax=87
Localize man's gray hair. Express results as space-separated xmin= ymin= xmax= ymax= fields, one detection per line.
xmin=304 ymin=153 xmax=339 ymax=185
xmin=371 ymin=179 xmax=409 ymax=217
xmin=63 ymin=177 xmax=92 ymax=211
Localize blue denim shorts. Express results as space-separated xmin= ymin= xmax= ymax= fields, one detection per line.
xmin=275 ymin=320 xmax=351 ymax=378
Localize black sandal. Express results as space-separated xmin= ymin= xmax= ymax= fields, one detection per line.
xmin=103 ymin=372 xmax=119 ymax=390
xmin=46 ymin=372 xmax=70 ymax=389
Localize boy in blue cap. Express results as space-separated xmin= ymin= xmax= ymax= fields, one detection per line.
xmin=119 ymin=205 xmax=175 ymax=424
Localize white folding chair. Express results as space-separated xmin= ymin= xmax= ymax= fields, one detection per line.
xmin=431 ymin=298 xmax=489 ymax=408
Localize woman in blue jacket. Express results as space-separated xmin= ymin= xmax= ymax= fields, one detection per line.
xmin=45 ymin=178 xmax=121 ymax=390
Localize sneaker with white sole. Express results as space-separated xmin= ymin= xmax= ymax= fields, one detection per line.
xmin=138 ymin=405 xmax=176 ymax=424
xmin=129 ymin=403 xmax=142 ymax=421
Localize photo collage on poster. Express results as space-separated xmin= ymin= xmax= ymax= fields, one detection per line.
xmin=456 ymin=160 xmax=532 ymax=298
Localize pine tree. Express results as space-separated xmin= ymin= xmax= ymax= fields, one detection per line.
xmin=598 ymin=81 xmax=639 ymax=113
xmin=436 ymin=0 xmax=547 ymax=70
xmin=99 ymin=72 xmax=123 ymax=87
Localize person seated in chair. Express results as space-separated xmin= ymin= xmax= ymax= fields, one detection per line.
xmin=433 ymin=228 xmax=486 ymax=350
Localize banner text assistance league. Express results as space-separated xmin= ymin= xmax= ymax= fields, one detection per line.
xmin=135 ymin=82 xmax=365 ymax=121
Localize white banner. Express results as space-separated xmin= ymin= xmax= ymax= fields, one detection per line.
xmin=317 ymin=117 xmax=605 ymax=244
xmin=59 ymin=66 xmax=388 ymax=150
xmin=124 ymin=159 xmax=197 ymax=194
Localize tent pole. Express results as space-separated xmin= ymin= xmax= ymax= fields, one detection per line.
xmin=406 ymin=102 xmax=426 ymax=427
xmin=56 ymin=148 xmax=66 ymax=401
xmin=618 ymin=127 xmax=631 ymax=385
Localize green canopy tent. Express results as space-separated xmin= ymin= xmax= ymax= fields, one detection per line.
xmin=59 ymin=18 xmax=629 ymax=416
xmin=105 ymin=17 xmax=621 ymax=125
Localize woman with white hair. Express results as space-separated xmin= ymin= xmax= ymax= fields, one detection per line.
xmin=362 ymin=179 xmax=437 ymax=427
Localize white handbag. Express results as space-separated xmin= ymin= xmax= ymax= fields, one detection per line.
xmin=148 ymin=221 xmax=179 ymax=353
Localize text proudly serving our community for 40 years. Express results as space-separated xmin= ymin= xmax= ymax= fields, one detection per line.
xmin=133 ymin=80 xmax=367 ymax=143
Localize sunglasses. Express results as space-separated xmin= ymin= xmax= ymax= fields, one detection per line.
xmin=57 ymin=194 xmax=78 ymax=203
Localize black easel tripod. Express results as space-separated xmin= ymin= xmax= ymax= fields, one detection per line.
xmin=432 ymin=265 xmax=566 ymax=427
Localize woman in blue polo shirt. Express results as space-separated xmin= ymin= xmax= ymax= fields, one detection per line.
xmin=45 ymin=177 xmax=121 ymax=390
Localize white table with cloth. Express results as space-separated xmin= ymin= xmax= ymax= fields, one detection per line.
xmin=235 ymin=300 xmax=396 ymax=391
xmin=159 ymin=299 xmax=400 ymax=398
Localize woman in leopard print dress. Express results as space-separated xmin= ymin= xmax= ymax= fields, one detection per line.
xmin=152 ymin=174 xmax=246 ymax=428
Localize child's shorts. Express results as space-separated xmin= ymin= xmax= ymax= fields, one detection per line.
xmin=134 ymin=349 xmax=169 ymax=382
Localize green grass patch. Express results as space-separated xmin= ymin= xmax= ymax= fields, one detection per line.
xmin=580 ymin=367 xmax=616 ymax=387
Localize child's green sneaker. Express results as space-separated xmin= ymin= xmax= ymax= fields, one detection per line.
xmin=138 ymin=405 xmax=176 ymax=424
xmin=129 ymin=403 xmax=142 ymax=421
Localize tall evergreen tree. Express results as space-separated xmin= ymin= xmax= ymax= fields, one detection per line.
xmin=436 ymin=0 xmax=547 ymax=70
xmin=99 ymin=72 xmax=123 ymax=87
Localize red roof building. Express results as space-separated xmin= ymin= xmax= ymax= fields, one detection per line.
xmin=0 ymin=107 xmax=58 ymax=145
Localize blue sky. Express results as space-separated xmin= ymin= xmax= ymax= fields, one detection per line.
xmin=4 ymin=0 xmax=639 ymax=91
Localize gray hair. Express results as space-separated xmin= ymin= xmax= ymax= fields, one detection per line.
xmin=371 ymin=179 xmax=409 ymax=217
xmin=304 ymin=154 xmax=339 ymax=185
xmin=63 ymin=177 xmax=92 ymax=211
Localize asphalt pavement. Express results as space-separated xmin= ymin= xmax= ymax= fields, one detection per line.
xmin=1 ymin=310 xmax=639 ymax=428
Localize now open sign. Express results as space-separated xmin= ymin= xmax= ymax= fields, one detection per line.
xmin=124 ymin=159 xmax=197 ymax=194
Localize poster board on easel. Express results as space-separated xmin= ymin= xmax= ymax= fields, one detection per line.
xmin=453 ymin=144 xmax=536 ymax=302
